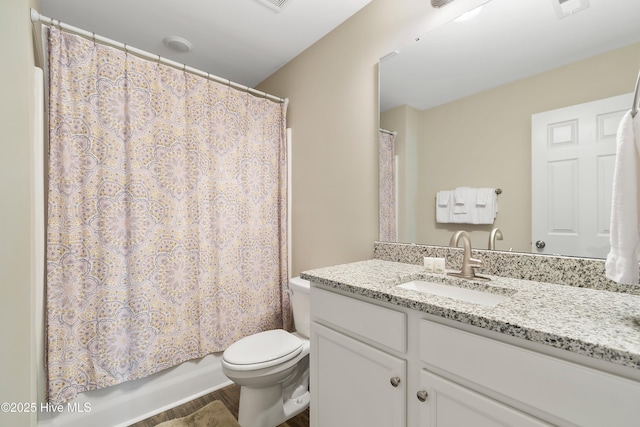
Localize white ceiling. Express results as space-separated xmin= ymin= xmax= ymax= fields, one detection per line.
xmin=40 ymin=0 xmax=372 ymax=88
xmin=380 ymin=0 xmax=640 ymax=112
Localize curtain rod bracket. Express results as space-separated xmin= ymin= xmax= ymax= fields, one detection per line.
xmin=30 ymin=8 xmax=40 ymax=23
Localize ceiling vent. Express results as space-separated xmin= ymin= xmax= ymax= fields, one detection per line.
xmin=552 ymin=0 xmax=590 ymax=19
xmin=431 ymin=0 xmax=455 ymax=8
xmin=254 ymin=0 xmax=292 ymax=13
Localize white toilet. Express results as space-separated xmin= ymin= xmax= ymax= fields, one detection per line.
xmin=221 ymin=277 xmax=311 ymax=427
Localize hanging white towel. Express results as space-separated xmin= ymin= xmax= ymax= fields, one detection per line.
xmin=469 ymin=207 xmax=496 ymax=224
xmin=605 ymin=110 xmax=640 ymax=285
xmin=471 ymin=188 xmax=498 ymax=224
xmin=475 ymin=188 xmax=494 ymax=206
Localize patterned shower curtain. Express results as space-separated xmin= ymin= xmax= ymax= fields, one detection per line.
xmin=46 ymin=28 xmax=289 ymax=404
xmin=379 ymin=131 xmax=396 ymax=241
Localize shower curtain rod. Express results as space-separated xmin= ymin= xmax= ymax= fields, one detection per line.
xmin=379 ymin=128 xmax=397 ymax=136
xmin=30 ymin=9 xmax=286 ymax=104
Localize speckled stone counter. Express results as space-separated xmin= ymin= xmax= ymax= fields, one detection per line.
xmin=301 ymin=259 xmax=640 ymax=371
xmin=373 ymin=241 xmax=640 ymax=295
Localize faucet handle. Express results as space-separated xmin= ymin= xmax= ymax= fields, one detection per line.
xmin=468 ymin=256 xmax=484 ymax=268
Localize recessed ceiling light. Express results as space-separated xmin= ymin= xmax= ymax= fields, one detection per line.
xmin=163 ymin=36 xmax=193 ymax=53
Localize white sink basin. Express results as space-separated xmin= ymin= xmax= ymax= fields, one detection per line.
xmin=397 ymin=280 xmax=510 ymax=307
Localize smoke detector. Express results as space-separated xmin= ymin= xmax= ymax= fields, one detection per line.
xmin=163 ymin=36 xmax=193 ymax=53
xmin=254 ymin=0 xmax=292 ymax=13
xmin=552 ymin=0 xmax=590 ymax=19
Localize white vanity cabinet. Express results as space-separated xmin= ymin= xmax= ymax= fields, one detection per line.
xmin=310 ymin=286 xmax=407 ymax=427
xmin=310 ymin=284 xmax=640 ymax=427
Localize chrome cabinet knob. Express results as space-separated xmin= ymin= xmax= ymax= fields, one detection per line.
xmin=417 ymin=390 xmax=429 ymax=402
xmin=535 ymin=240 xmax=546 ymax=249
xmin=390 ymin=377 xmax=401 ymax=387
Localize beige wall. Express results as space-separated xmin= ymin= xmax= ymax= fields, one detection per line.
xmin=1 ymin=0 xmax=40 ymax=425
xmin=258 ymin=0 xmax=489 ymax=275
xmin=382 ymin=42 xmax=640 ymax=253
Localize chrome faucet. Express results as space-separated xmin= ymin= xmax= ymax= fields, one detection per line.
xmin=448 ymin=230 xmax=489 ymax=281
xmin=488 ymin=227 xmax=503 ymax=250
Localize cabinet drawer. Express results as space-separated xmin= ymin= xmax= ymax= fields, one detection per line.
xmin=311 ymin=286 xmax=406 ymax=353
xmin=419 ymin=320 xmax=640 ymax=427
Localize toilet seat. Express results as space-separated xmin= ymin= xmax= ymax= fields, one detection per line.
xmin=223 ymin=329 xmax=302 ymax=371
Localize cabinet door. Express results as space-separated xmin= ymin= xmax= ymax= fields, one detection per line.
xmin=417 ymin=370 xmax=550 ymax=427
xmin=311 ymin=322 xmax=406 ymax=427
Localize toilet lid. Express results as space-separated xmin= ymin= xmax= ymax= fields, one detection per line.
xmin=223 ymin=329 xmax=302 ymax=367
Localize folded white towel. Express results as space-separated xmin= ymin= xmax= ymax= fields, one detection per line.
xmin=436 ymin=187 xmax=498 ymax=224
xmin=436 ymin=206 xmax=450 ymax=223
xmin=436 ymin=191 xmax=450 ymax=207
xmin=436 ymin=191 xmax=452 ymax=223
xmin=605 ymin=110 xmax=640 ymax=285
xmin=453 ymin=187 xmax=472 ymax=213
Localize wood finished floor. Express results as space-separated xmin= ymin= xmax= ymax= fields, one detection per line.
xmin=128 ymin=383 xmax=309 ymax=427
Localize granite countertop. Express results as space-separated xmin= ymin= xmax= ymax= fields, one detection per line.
xmin=301 ymin=259 xmax=640 ymax=371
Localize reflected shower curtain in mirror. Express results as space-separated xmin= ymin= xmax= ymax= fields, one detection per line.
xmin=46 ymin=28 xmax=289 ymax=404
xmin=379 ymin=131 xmax=396 ymax=241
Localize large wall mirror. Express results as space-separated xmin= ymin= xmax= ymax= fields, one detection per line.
xmin=379 ymin=0 xmax=640 ymax=258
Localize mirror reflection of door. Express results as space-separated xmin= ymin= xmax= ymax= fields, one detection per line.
xmin=531 ymin=93 xmax=632 ymax=258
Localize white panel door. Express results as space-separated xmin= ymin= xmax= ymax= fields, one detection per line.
xmin=416 ymin=370 xmax=550 ymax=427
xmin=531 ymin=93 xmax=632 ymax=258
xmin=310 ymin=322 xmax=406 ymax=427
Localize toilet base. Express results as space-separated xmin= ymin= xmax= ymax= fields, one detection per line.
xmin=238 ymin=385 xmax=310 ymax=427
xmin=236 ymin=354 xmax=309 ymax=427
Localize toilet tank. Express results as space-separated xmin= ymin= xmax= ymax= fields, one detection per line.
xmin=289 ymin=277 xmax=310 ymax=338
